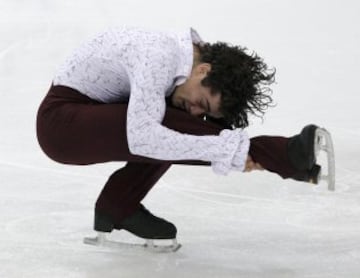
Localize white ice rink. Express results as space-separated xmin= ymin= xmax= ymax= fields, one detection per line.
xmin=0 ymin=0 xmax=359 ymax=277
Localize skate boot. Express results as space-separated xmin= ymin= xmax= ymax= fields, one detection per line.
xmin=291 ymin=164 xmax=322 ymax=184
xmin=84 ymin=205 xmax=180 ymax=252
xmin=288 ymin=124 xmax=335 ymax=190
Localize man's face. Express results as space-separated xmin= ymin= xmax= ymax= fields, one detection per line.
xmin=171 ymin=63 xmax=223 ymax=118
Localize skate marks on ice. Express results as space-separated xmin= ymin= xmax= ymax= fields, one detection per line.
xmin=3 ymin=207 xmax=181 ymax=258
xmin=3 ymin=209 xmax=92 ymax=250
xmin=162 ymin=166 xmax=360 ymax=234
xmin=161 ymin=182 xmax=360 ymax=276
xmin=167 ymin=183 xmax=360 ymax=232
xmin=1 ymin=165 xmax=360 ymax=277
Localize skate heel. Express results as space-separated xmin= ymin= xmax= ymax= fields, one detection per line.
xmin=308 ymin=164 xmax=321 ymax=184
xmin=94 ymin=211 xmax=115 ymax=233
xmin=84 ymin=232 xmax=107 ymax=246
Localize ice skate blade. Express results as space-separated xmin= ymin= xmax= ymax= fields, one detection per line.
xmin=145 ymin=239 xmax=182 ymax=253
xmin=84 ymin=232 xmax=181 ymax=253
xmin=314 ymin=128 xmax=335 ymax=191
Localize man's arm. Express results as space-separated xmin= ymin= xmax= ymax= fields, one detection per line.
xmin=126 ymin=73 xmax=249 ymax=175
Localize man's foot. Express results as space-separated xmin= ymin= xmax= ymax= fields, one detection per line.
xmin=288 ymin=124 xmax=335 ymax=190
xmin=84 ymin=205 xmax=180 ymax=252
xmin=287 ymin=124 xmax=319 ymax=171
xmin=291 ymin=164 xmax=322 ymax=184
xmin=94 ymin=204 xmax=177 ymax=240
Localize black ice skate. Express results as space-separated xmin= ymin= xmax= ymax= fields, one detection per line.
xmin=288 ymin=124 xmax=335 ymax=191
xmin=84 ymin=205 xmax=181 ymax=252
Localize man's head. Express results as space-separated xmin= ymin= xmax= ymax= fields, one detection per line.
xmin=171 ymin=62 xmax=223 ymax=119
xmin=171 ymin=42 xmax=275 ymax=128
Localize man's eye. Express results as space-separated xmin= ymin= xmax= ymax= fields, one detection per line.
xmin=201 ymin=99 xmax=207 ymax=111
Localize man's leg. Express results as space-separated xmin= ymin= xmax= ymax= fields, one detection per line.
xmin=36 ymin=86 xmax=214 ymax=229
xmin=36 ymin=85 xmax=302 ymax=227
xmin=162 ymin=108 xmax=299 ymax=178
xmin=249 ymin=136 xmax=297 ymax=179
xmin=95 ymin=162 xmax=171 ymax=224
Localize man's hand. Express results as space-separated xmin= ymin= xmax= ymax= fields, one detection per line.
xmin=244 ymin=155 xmax=264 ymax=172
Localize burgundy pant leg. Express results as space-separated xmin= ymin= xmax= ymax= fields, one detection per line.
xmin=36 ymin=85 xmax=297 ymax=222
xmin=95 ymin=162 xmax=172 ymax=222
xmin=36 ymin=86 xmax=215 ymax=165
xmin=162 ymin=112 xmax=297 ymax=178
xmin=249 ymin=136 xmax=297 ymax=179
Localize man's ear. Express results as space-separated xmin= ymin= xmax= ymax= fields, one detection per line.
xmin=196 ymin=63 xmax=211 ymax=76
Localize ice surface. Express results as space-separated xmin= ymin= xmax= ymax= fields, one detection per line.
xmin=0 ymin=0 xmax=359 ymax=277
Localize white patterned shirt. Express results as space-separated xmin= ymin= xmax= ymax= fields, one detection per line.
xmin=53 ymin=26 xmax=249 ymax=174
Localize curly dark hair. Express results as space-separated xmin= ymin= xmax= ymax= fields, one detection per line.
xmin=198 ymin=42 xmax=275 ymax=128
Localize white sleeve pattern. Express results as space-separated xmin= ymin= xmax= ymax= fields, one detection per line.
xmin=125 ymin=39 xmax=250 ymax=175
xmin=53 ymin=26 xmax=250 ymax=175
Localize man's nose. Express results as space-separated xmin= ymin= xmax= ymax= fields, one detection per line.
xmin=190 ymin=105 xmax=205 ymax=116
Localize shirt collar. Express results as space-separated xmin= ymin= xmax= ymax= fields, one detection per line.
xmin=190 ymin=27 xmax=204 ymax=46
xmin=174 ymin=28 xmax=204 ymax=86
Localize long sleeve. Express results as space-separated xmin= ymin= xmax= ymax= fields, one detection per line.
xmin=52 ymin=26 xmax=250 ymax=174
xmin=126 ymin=45 xmax=249 ymax=174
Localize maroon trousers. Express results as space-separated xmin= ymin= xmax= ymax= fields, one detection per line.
xmin=36 ymin=85 xmax=297 ymax=223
